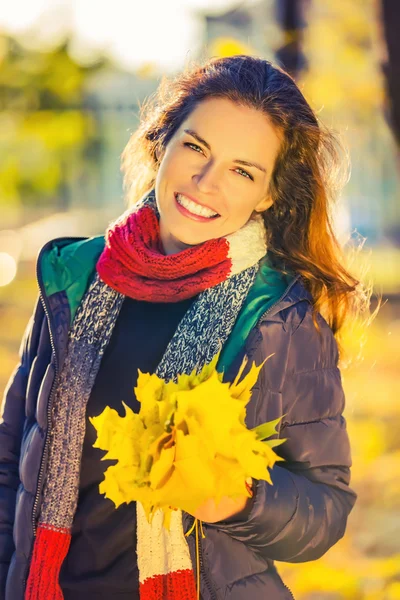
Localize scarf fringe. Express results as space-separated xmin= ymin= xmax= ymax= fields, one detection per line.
xmin=25 ymin=525 xmax=71 ymax=600
xmin=139 ymin=570 xmax=197 ymax=600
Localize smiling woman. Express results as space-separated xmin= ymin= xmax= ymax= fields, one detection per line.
xmin=1 ymin=55 xmax=375 ymax=600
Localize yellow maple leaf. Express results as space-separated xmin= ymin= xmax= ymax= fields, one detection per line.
xmin=91 ymin=352 xmax=286 ymax=528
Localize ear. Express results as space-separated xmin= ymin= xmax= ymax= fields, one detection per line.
xmin=254 ymin=195 xmax=273 ymax=213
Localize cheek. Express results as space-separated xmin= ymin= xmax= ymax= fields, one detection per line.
xmin=159 ymin=148 xmax=188 ymax=180
xmin=228 ymin=194 xmax=260 ymax=221
xmin=155 ymin=159 xmax=177 ymax=205
xmin=156 ymin=158 xmax=172 ymax=184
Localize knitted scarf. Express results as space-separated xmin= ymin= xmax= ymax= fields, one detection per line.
xmin=25 ymin=189 xmax=267 ymax=600
xmin=96 ymin=194 xmax=267 ymax=302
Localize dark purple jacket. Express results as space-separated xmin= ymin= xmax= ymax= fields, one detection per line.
xmin=0 ymin=236 xmax=357 ymax=600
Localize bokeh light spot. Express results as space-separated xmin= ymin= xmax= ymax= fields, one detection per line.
xmin=0 ymin=252 xmax=17 ymax=287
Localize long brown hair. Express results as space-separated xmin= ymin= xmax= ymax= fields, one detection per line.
xmin=121 ymin=55 xmax=379 ymax=359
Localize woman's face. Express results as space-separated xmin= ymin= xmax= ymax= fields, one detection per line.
xmin=155 ymin=97 xmax=282 ymax=255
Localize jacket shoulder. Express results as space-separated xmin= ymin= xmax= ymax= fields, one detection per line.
xmin=256 ymin=291 xmax=339 ymax=389
xmin=259 ymin=277 xmax=314 ymax=325
xmin=287 ymin=301 xmax=339 ymax=373
xmin=261 ymin=294 xmax=338 ymax=360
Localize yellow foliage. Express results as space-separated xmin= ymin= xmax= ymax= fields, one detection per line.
xmin=347 ymin=419 xmax=387 ymax=466
xmin=387 ymin=582 xmax=400 ymax=600
xmin=90 ymin=353 xmax=285 ymax=528
xmin=292 ymin=562 xmax=360 ymax=597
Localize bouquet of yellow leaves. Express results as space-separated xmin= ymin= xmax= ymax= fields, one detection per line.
xmin=90 ymin=352 xmax=286 ymax=529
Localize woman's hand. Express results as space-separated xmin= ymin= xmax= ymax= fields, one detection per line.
xmin=192 ymin=478 xmax=254 ymax=523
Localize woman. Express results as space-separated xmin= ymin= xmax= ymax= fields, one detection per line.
xmin=0 ymin=55 xmax=370 ymax=600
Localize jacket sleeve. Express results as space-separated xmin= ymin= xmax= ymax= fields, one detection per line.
xmin=0 ymin=296 xmax=44 ymax=589
xmin=208 ymin=306 xmax=357 ymax=563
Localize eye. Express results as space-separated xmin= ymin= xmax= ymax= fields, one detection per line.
xmin=184 ymin=142 xmax=253 ymax=181
xmin=184 ymin=142 xmax=204 ymax=154
xmin=235 ymin=167 xmax=253 ymax=181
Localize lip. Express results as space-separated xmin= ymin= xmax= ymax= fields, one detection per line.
xmin=174 ymin=192 xmax=220 ymax=222
xmin=175 ymin=192 xmax=219 ymax=215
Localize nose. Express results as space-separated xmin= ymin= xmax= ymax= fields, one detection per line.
xmin=192 ymin=159 xmax=221 ymax=193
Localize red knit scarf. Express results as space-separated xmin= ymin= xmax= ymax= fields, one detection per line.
xmin=96 ymin=206 xmax=235 ymax=302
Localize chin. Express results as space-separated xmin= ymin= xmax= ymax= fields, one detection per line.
xmin=169 ymin=226 xmax=211 ymax=248
xmin=173 ymin=234 xmax=206 ymax=249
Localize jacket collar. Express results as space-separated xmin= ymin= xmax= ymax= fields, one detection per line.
xmin=261 ymin=276 xmax=313 ymax=322
xmin=37 ymin=235 xmax=106 ymax=326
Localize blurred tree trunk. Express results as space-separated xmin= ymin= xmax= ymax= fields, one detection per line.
xmin=274 ymin=0 xmax=310 ymax=80
xmin=379 ymin=0 xmax=400 ymax=148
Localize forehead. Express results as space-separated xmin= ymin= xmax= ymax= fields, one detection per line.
xmin=179 ymin=97 xmax=281 ymax=161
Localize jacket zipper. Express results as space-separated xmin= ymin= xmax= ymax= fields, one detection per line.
xmin=31 ymin=237 xmax=86 ymax=538
xmin=198 ymin=525 xmax=218 ymax=600
xmin=191 ymin=514 xmax=295 ymax=600
xmin=188 ymin=515 xmax=218 ymax=600
xmin=255 ymin=273 xmax=302 ymax=328
xmin=283 ymin=582 xmax=296 ymax=599
xmin=22 ymin=236 xmax=94 ymax=589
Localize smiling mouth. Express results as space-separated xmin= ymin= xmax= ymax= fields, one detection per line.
xmin=174 ymin=192 xmax=220 ymax=219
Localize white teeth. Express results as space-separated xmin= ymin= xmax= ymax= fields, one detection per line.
xmin=176 ymin=193 xmax=218 ymax=218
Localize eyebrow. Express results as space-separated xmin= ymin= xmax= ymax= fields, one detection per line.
xmin=183 ymin=129 xmax=267 ymax=174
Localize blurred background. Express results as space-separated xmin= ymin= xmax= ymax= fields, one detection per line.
xmin=0 ymin=0 xmax=399 ymax=598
